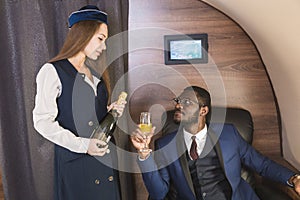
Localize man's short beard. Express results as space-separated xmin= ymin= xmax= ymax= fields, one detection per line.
xmin=182 ymin=109 xmax=200 ymax=125
xmin=173 ymin=118 xmax=181 ymax=124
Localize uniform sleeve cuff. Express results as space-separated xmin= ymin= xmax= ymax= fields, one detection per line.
xmin=138 ymin=153 xmax=151 ymax=161
xmin=80 ymin=138 xmax=91 ymax=153
xmin=287 ymin=180 xmax=294 ymax=187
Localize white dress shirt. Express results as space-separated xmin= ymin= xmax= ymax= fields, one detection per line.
xmin=184 ymin=124 xmax=208 ymax=160
xmin=32 ymin=63 xmax=101 ymax=153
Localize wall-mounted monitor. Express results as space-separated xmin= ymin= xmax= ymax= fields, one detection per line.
xmin=164 ymin=33 xmax=208 ymax=65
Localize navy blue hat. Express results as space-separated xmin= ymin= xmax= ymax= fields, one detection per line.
xmin=68 ymin=5 xmax=108 ymax=28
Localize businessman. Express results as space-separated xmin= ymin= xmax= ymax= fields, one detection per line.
xmin=131 ymin=86 xmax=300 ymax=200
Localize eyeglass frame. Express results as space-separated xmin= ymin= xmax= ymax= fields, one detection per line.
xmin=172 ymin=97 xmax=206 ymax=107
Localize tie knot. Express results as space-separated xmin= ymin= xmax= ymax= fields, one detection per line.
xmin=191 ymin=136 xmax=196 ymax=141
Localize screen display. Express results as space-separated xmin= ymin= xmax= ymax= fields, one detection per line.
xmin=164 ymin=33 xmax=208 ymax=65
xmin=170 ymin=40 xmax=202 ymax=60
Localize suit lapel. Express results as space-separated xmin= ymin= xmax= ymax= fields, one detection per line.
xmin=207 ymin=127 xmax=225 ymax=171
xmin=176 ymin=128 xmax=196 ymax=197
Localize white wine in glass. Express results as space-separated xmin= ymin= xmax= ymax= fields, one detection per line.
xmin=139 ymin=112 xmax=152 ymax=152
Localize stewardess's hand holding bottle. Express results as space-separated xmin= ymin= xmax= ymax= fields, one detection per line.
xmin=88 ymin=92 xmax=127 ymax=156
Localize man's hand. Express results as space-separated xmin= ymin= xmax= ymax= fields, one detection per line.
xmin=289 ymin=174 xmax=300 ymax=196
xmin=293 ymin=175 xmax=300 ymax=195
xmin=130 ymin=126 xmax=155 ymax=159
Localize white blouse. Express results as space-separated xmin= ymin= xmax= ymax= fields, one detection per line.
xmin=32 ymin=63 xmax=101 ymax=153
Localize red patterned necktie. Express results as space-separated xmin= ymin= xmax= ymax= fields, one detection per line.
xmin=190 ymin=136 xmax=199 ymax=160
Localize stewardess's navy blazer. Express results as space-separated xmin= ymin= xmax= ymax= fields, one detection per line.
xmin=138 ymin=123 xmax=294 ymax=200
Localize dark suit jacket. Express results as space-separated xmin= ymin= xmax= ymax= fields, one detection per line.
xmin=138 ymin=123 xmax=294 ymax=200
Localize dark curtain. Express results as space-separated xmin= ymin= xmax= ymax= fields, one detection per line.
xmin=0 ymin=0 xmax=130 ymax=199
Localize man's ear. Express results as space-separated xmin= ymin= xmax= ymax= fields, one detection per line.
xmin=199 ymin=106 xmax=209 ymax=116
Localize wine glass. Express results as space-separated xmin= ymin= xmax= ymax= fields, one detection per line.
xmin=139 ymin=112 xmax=152 ymax=153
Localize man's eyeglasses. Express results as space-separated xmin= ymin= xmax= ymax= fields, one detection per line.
xmin=172 ymin=97 xmax=200 ymax=107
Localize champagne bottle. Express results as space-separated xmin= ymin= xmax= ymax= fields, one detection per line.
xmin=91 ymin=92 xmax=127 ymax=148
